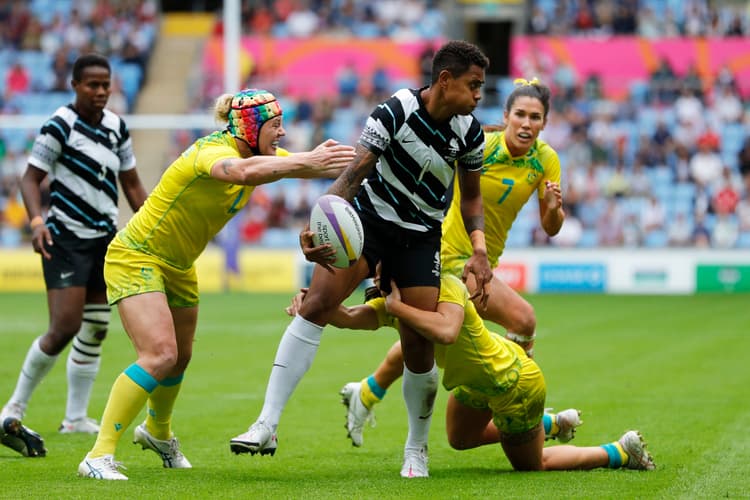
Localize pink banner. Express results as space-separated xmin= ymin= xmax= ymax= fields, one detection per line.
xmin=511 ymin=36 xmax=750 ymax=99
xmin=203 ymin=37 xmax=433 ymax=98
xmin=204 ymin=36 xmax=750 ymax=99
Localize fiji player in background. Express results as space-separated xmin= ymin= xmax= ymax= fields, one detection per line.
xmin=1 ymin=53 xmax=147 ymax=457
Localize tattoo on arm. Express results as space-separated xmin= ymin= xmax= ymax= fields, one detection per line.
xmin=221 ymin=159 xmax=233 ymax=177
xmin=328 ymin=145 xmax=377 ymax=200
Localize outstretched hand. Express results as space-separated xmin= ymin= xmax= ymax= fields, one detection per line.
xmin=305 ymin=139 xmax=356 ymax=178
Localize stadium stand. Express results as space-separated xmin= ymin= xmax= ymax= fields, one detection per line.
xmin=1 ymin=0 xmax=749 ymax=251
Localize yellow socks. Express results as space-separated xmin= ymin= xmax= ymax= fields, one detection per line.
xmin=359 ymin=376 xmax=385 ymax=410
xmin=145 ymin=375 xmax=183 ymax=440
xmin=89 ymin=364 xmax=157 ymax=458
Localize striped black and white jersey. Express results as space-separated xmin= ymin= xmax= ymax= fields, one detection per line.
xmin=28 ymin=105 xmax=136 ymax=239
xmin=354 ymin=87 xmax=485 ymax=233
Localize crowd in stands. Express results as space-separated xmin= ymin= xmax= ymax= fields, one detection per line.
xmin=2 ymin=0 xmax=750 ymax=251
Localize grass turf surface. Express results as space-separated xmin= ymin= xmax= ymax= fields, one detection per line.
xmin=1 ymin=292 xmax=748 ymax=498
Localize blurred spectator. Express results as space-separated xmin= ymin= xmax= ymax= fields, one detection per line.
xmin=649 ymin=57 xmax=679 ymax=104
xmin=267 ymin=190 xmax=290 ymax=229
xmin=681 ymin=63 xmax=704 ymax=99
xmin=691 ymin=213 xmax=712 ymax=247
xmin=596 ymin=198 xmax=625 ymax=246
xmin=622 ymin=212 xmax=642 ymax=247
xmin=564 ymin=126 xmax=592 ymax=170
xmin=640 ymin=194 xmax=666 ymax=235
xmin=712 ymin=213 xmax=739 ymax=248
xmin=637 ymin=5 xmax=660 ymax=38
xmin=671 ymin=143 xmax=692 ymax=183
xmin=629 ymin=163 xmax=650 ymax=198
xmin=689 ymin=136 xmax=723 ymax=187
xmin=667 ymin=212 xmax=693 ymax=247
xmin=50 ymin=48 xmax=73 ymax=92
xmin=711 ymin=167 xmax=741 ymax=215
xmin=651 ymin=119 xmax=673 ymax=163
xmin=286 ymin=1 xmax=319 ymax=38
xmin=612 ymin=1 xmax=637 ymax=34
xmin=4 ymin=61 xmax=30 ymax=100
xmin=337 ymin=60 xmax=360 ymax=107
xmin=604 ymin=163 xmax=630 ymax=198
xmin=674 ymin=86 xmax=704 ymax=127
xmin=711 ymin=85 xmax=744 ymax=124
xmin=551 ymin=213 xmax=583 ymax=247
xmin=5 ymin=1 xmax=32 ymax=49
xmin=63 ymin=9 xmax=91 ymax=51
xmin=736 ymin=194 xmax=750 ymax=232
xmin=527 ymin=5 xmax=551 ymax=34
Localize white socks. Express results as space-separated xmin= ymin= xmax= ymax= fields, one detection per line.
xmin=7 ymin=337 xmax=57 ymax=409
xmin=258 ymin=315 xmax=323 ymax=430
xmin=402 ymin=362 xmax=438 ymax=451
xmin=65 ymin=355 xmax=100 ymax=421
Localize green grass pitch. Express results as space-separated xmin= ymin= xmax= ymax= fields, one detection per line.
xmin=1 ymin=291 xmax=748 ymax=498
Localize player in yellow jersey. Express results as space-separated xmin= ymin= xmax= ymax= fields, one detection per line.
xmin=340 ymin=78 xmax=571 ymax=447
xmin=77 ymin=89 xmax=355 ymax=480
xmin=288 ymin=270 xmax=655 ymax=473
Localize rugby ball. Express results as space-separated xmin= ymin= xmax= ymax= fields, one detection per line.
xmin=310 ymin=194 xmax=364 ymax=268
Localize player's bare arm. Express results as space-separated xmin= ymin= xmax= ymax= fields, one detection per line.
xmin=540 ymin=180 xmax=565 ymax=236
xmin=118 ymin=168 xmax=148 ymax=212
xmin=457 ymin=169 xmax=492 ymax=307
xmin=384 ymin=280 xmax=463 ymax=345
xmin=326 ymin=144 xmax=378 ymax=201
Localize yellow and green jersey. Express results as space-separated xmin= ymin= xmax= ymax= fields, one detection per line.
xmin=441 ymin=130 xmax=561 ymax=268
xmin=367 ymin=274 xmax=523 ymax=395
xmin=118 ymin=130 xmax=288 ymax=269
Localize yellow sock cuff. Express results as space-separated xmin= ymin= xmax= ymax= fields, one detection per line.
xmin=615 ymin=442 xmax=629 ymax=466
xmin=550 ymin=415 xmax=560 ymax=437
xmin=359 ymin=377 xmax=382 ymax=410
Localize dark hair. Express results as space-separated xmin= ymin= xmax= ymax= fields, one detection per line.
xmin=505 ymin=80 xmax=552 ymax=119
xmin=72 ymin=53 xmax=110 ymax=81
xmin=431 ymin=40 xmax=489 ymax=84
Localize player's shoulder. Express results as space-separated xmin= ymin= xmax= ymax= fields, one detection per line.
xmin=533 ymin=137 xmax=558 ymax=157
xmin=101 ymin=108 xmax=129 ymax=133
xmin=48 ymin=105 xmax=76 ymax=125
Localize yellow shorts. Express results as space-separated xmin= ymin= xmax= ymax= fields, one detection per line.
xmin=453 ymin=352 xmax=546 ymax=435
xmin=104 ymin=237 xmax=199 ymax=307
xmin=441 ymin=253 xmax=467 ymax=281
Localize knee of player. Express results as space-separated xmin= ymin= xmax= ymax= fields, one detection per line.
xmin=173 ymin=352 xmax=193 ymax=373
xmin=142 ymin=342 xmax=180 ymax=369
xmin=513 ymin=306 xmax=537 ymax=336
xmin=297 ymin=290 xmax=341 ymax=321
xmin=447 ymin=433 xmax=472 ymax=450
xmin=42 ymin=328 xmax=82 ymax=354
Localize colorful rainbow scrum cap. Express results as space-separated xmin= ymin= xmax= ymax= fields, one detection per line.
xmin=227 ymin=89 xmax=282 ymax=151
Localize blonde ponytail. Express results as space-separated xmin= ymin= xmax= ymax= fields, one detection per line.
xmin=214 ymin=93 xmax=233 ymax=123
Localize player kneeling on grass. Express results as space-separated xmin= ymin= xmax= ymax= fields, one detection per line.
xmin=287 ymin=270 xmax=655 ymax=475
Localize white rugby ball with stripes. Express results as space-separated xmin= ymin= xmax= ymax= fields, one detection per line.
xmin=310 ymin=194 xmax=364 ymax=268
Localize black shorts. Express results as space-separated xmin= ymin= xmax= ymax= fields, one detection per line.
xmin=358 ymin=210 xmax=441 ymax=294
xmin=41 ymin=229 xmax=113 ymax=291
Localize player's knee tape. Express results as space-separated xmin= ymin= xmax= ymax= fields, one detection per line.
xmin=70 ymin=305 xmax=111 ymax=363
